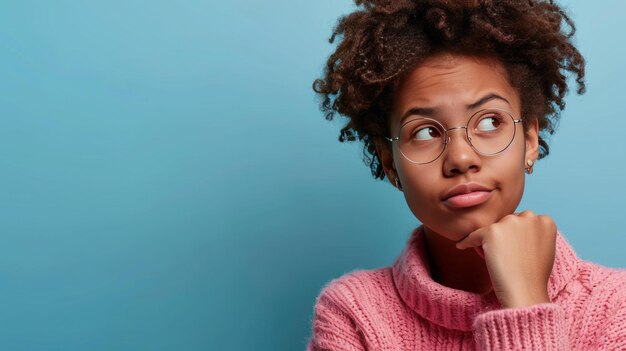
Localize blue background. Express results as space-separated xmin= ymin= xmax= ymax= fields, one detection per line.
xmin=0 ymin=0 xmax=624 ymax=350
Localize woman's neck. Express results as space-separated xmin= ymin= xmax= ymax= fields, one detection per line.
xmin=423 ymin=226 xmax=493 ymax=295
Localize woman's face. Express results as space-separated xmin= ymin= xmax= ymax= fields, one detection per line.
xmin=377 ymin=53 xmax=540 ymax=242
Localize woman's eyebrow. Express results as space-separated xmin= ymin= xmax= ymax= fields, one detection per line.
xmin=399 ymin=93 xmax=511 ymax=124
xmin=467 ymin=93 xmax=510 ymax=110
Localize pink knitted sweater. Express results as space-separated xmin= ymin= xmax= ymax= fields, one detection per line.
xmin=305 ymin=225 xmax=626 ymax=350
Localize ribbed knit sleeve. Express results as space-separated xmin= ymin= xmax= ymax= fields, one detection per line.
xmin=306 ymin=283 xmax=367 ymax=351
xmin=472 ymin=303 xmax=569 ymax=350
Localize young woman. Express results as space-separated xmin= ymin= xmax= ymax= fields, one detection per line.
xmin=306 ymin=1 xmax=626 ymax=350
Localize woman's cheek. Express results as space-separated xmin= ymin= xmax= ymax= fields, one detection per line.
xmin=504 ymin=171 xmax=525 ymax=214
xmin=402 ymin=185 xmax=435 ymax=219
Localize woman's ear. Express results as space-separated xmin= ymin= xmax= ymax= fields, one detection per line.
xmin=524 ymin=118 xmax=540 ymax=163
xmin=373 ymin=138 xmax=399 ymax=184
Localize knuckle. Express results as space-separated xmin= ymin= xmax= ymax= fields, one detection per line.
xmin=538 ymin=214 xmax=554 ymax=224
xmin=522 ymin=209 xmax=536 ymax=217
xmin=538 ymin=215 xmax=557 ymax=232
xmin=514 ymin=210 xmax=533 ymax=219
xmin=507 ymin=213 xmax=521 ymax=221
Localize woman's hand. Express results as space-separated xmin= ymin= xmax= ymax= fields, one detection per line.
xmin=455 ymin=210 xmax=557 ymax=309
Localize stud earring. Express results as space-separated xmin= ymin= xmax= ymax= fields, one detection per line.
xmin=525 ymin=159 xmax=534 ymax=174
xmin=394 ymin=177 xmax=403 ymax=191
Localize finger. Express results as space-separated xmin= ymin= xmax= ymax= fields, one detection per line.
xmin=455 ymin=230 xmax=484 ymax=250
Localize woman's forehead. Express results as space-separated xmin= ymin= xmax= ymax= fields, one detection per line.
xmin=398 ymin=55 xmax=511 ymax=94
xmin=391 ymin=55 xmax=520 ymax=124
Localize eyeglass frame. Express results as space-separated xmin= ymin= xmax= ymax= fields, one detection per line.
xmin=384 ymin=107 xmax=524 ymax=165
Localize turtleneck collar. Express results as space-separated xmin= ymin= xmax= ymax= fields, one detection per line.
xmin=391 ymin=225 xmax=580 ymax=331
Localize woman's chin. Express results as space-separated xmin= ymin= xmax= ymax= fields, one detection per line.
xmin=425 ymin=218 xmax=496 ymax=241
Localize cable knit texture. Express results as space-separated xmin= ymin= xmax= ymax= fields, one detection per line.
xmin=305 ymin=225 xmax=626 ymax=350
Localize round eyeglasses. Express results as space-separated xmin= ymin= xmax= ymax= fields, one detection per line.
xmin=385 ymin=108 xmax=523 ymax=164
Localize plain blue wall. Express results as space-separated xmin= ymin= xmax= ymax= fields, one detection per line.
xmin=0 ymin=0 xmax=624 ymax=350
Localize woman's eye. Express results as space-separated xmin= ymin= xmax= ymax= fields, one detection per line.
xmin=413 ymin=126 xmax=441 ymax=140
xmin=476 ymin=115 xmax=501 ymax=131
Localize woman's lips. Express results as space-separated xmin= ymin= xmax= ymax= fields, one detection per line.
xmin=444 ymin=190 xmax=493 ymax=208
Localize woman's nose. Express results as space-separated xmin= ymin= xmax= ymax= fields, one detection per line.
xmin=442 ymin=128 xmax=482 ymax=176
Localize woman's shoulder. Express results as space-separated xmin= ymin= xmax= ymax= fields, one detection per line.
xmin=577 ymin=259 xmax=626 ymax=288
xmin=567 ymin=260 xmax=626 ymax=348
xmin=573 ymin=259 xmax=626 ymax=307
xmin=310 ymin=266 xmax=398 ymax=316
xmin=314 ymin=266 xmax=394 ymax=301
xmin=306 ymin=267 xmax=402 ymax=350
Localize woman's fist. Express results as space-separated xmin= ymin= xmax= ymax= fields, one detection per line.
xmin=455 ymin=210 xmax=557 ymax=308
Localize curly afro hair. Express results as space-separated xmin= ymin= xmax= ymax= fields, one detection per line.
xmin=313 ymin=0 xmax=586 ymax=180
